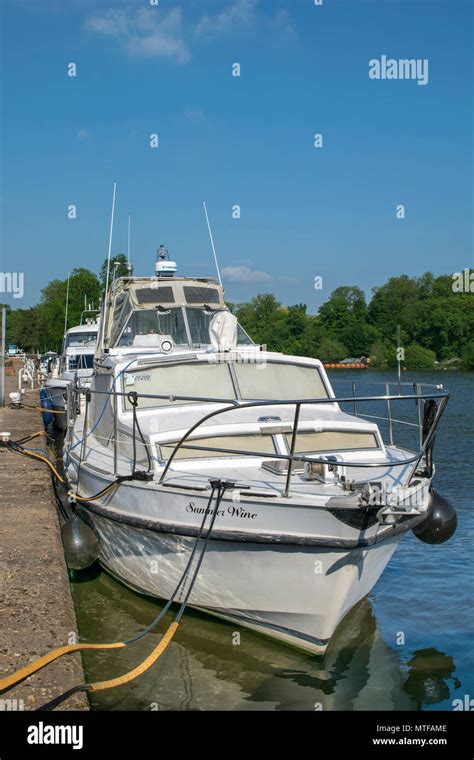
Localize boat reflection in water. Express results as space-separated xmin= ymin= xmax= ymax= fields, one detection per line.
xmin=71 ymin=570 xmax=459 ymax=712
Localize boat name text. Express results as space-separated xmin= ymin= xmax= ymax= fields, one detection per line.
xmin=186 ymin=501 xmax=257 ymax=520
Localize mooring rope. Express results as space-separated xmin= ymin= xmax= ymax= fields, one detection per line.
xmin=0 ymin=480 xmax=232 ymax=710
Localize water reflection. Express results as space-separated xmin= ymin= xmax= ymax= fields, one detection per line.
xmin=402 ymin=648 xmax=461 ymax=709
xmin=71 ymin=569 xmax=458 ymax=711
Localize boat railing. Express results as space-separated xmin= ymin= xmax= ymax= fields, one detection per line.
xmin=330 ymin=379 xmax=442 ymax=449
xmin=69 ymin=381 xmax=449 ymax=497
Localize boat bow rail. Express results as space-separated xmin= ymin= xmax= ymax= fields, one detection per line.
xmin=66 ymin=380 xmax=449 ymax=500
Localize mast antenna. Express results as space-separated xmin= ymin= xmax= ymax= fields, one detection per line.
xmin=101 ymin=181 xmax=117 ymax=351
xmin=63 ymin=273 xmax=70 ymax=336
xmin=202 ymin=201 xmax=222 ymax=287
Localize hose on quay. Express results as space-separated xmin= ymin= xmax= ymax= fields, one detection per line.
xmin=0 ymin=438 xmax=66 ymax=483
xmin=10 ymin=402 xmax=66 ymax=414
xmin=0 ymin=437 xmax=151 ymax=501
xmin=0 ymin=480 xmax=233 ymax=710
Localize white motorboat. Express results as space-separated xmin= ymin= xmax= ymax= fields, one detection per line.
xmin=42 ymin=314 xmax=99 ymax=430
xmin=64 ymin=253 xmax=456 ymax=655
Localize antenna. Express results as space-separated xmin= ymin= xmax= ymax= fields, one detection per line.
xmin=100 ymin=181 xmax=117 ymax=351
xmin=104 ymin=181 xmax=117 ymax=298
xmin=397 ymin=324 xmax=401 ymax=395
xmin=127 ymin=214 xmax=131 ymax=267
xmin=63 ymin=273 xmax=70 ymax=336
xmin=202 ymin=201 xmax=222 ymax=287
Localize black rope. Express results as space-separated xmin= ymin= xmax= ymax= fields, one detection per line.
xmin=128 ymin=392 xmax=138 ymax=473
xmin=35 ymin=684 xmax=90 ymax=712
xmin=176 ymin=480 xmax=230 ymax=622
xmin=35 ymin=479 xmax=233 ymax=710
xmin=421 ymin=399 xmax=438 ymax=476
xmin=127 ymin=391 xmax=152 ymax=475
xmin=124 ymin=483 xmax=222 ymax=643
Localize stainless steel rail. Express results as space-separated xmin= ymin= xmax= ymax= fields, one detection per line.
xmin=71 ymin=382 xmax=449 ymax=498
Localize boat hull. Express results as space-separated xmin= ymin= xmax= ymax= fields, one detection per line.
xmin=42 ymin=385 xmax=67 ymax=430
xmin=77 ymin=504 xmax=400 ymax=654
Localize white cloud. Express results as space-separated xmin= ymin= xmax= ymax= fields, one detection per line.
xmin=268 ymin=9 xmax=297 ymax=43
xmin=195 ymin=0 xmax=297 ymax=43
xmin=85 ymin=7 xmax=190 ymax=64
xmin=195 ymin=0 xmax=258 ymax=39
xmin=84 ymin=2 xmax=296 ymax=62
xmin=221 ymin=265 xmax=273 ymax=284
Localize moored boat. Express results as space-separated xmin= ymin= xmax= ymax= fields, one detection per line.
xmin=42 ymin=314 xmax=99 ymax=430
xmin=64 ymin=252 xmax=456 ymax=654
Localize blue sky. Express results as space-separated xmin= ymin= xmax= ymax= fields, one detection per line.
xmin=0 ymin=0 xmax=472 ymax=311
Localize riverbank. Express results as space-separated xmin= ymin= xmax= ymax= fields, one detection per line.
xmin=0 ymin=370 xmax=87 ymax=711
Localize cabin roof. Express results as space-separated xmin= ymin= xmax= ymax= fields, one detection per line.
xmin=66 ymin=323 xmax=99 ymax=334
xmin=110 ymin=276 xmax=226 ymax=309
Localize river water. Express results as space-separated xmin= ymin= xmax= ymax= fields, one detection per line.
xmin=70 ymin=370 xmax=473 ymax=711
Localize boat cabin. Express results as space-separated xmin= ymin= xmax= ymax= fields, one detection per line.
xmin=100 ymin=276 xmax=252 ymax=354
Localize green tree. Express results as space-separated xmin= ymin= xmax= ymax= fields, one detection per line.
xmin=462 ymin=340 xmax=474 ymax=370
xmin=369 ymin=339 xmax=394 ymax=368
xmin=318 ymin=286 xmax=376 ymax=356
xmin=235 ymin=294 xmax=282 ymax=346
xmin=403 ymin=344 xmax=436 ymax=370
xmin=99 ymin=254 xmax=129 ymax=291
xmin=318 ymin=286 xmax=368 ymax=333
xmin=368 ymin=276 xmax=423 ymax=342
xmin=317 ymin=337 xmax=348 ymax=362
xmin=39 ymin=268 xmax=101 ymax=351
xmin=6 ymin=306 xmax=44 ymax=352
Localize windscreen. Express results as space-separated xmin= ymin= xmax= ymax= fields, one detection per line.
xmin=234 ymin=362 xmax=328 ymax=401
xmin=66 ymin=332 xmax=97 ymax=348
xmin=124 ymin=362 xmax=236 ymax=408
xmin=118 ymin=308 xmax=188 ymax=347
xmin=160 ymin=434 xmax=275 ymax=460
xmin=285 ymin=431 xmax=379 ymax=453
xmin=68 ymin=354 xmax=94 ymax=370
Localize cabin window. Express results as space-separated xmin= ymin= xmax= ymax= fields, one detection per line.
xmin=66 ymin=332 xmax=96 ymax=348
xmin=110 ymin=294 xmax=132 ymax=347
xmin=68 ymin=354 xmax=94 ymax=370
xmin=236 ymin=325 xmax=253 ymax=345
xmin=159 ymin=434 xmax=275 ymax=460
xmin=183 ymin=286 xmax=220 ymax=304
xmin=234 ymin=362 xmax=328 ymax=401
xmin=123 ymin=362 xmax=236 ymax=408
xmin=285 ymin=430 xmax=379 ymax=453
xmin=117 ymin=308 xmax=188 ymax=348
xmin=135 ymin=287 xmax=175 ymax=305
xmin=186 ymin=308 xmax=215 ymax=345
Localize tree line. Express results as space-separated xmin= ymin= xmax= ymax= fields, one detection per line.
xmin=2 ymin=261 xmax=473 ymax=369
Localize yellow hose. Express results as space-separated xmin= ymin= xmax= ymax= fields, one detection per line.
xmin=0 ymin=642 xmax=125 ymax=692
xmin=0 ymin=623 xmax=179 ymax=694
xmin=6 ymin=447 xmax=66 ymax=483
xmin=89 ymin=622 xmax=179 ymax=692
xmin=19 ymin=404 xmax=66 ymax=414
xmin=70 ymin=483 xmax=119 ymax=502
